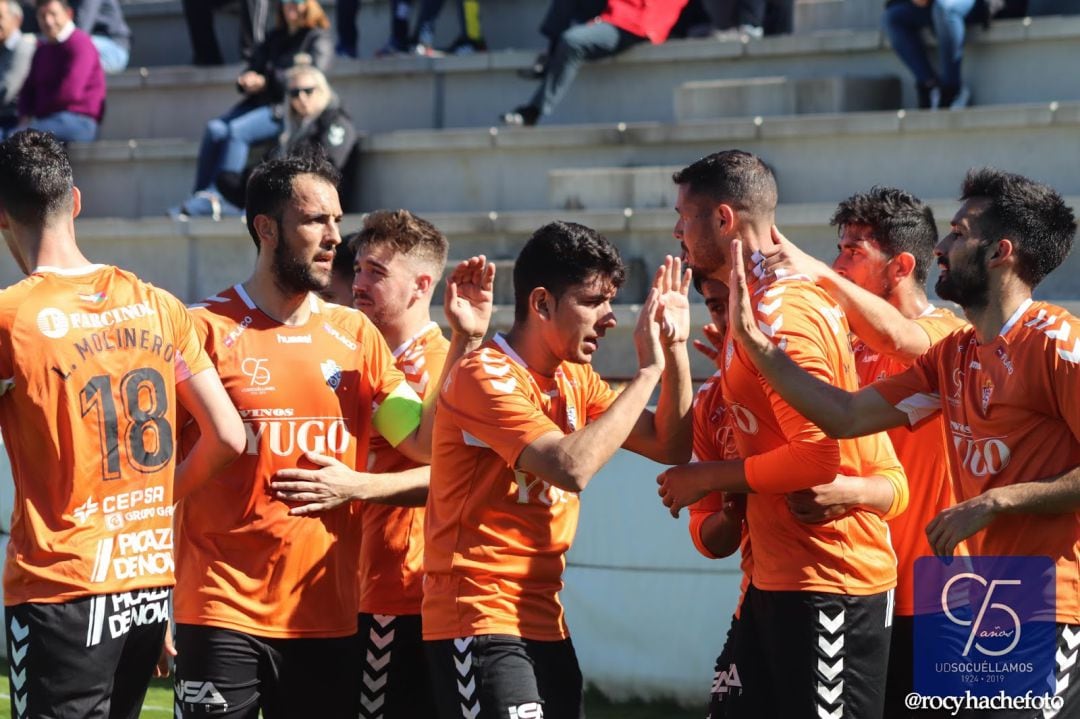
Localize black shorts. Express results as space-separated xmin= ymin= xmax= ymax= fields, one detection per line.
xmin=707 ymin=615 xmax=742 ymax=718
xmin=173 ymin=623 xmax=360 ymax=718
xmin=357 ymin=613 xmax=436 ymax=719
xmin=6 ymin=588 xmax=170 ymax=719
xmin=426 ymin=634 xmax=584 ymax=719
xmin=727 ymin=584 xmax=893 ymax=718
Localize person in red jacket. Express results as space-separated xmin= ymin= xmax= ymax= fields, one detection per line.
xmin=501 ymin=0 xmax=688 ymax=126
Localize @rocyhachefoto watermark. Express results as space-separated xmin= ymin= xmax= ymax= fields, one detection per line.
xmin=905 ymin=690 xmax=1064 ymax=716
xmin=914 ymin=556 xmax=1057 ymax=698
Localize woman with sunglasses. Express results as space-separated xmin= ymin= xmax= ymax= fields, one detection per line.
xmin=216 ymin=62 xmax=358 ymax=211
xmin=171 ymin=0 xmax=333 ymax=219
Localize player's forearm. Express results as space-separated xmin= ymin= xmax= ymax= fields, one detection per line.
xmin=360 ymin=466 xmax=430 ymax=507
xmin=696 ymin=510 xmax=743 ymax=558
xmin=850 ymin=474 xmax=899 ymax=517
xmin=985 ymin=467 xmax=1080 ymax=515
xmin=650 ymin=341 xmax=693 ymax=464
xmin=818 ymin=270 xmax=931 ymax=363
xmin=547 ymin=367 xmax=663 ymax=492
xmin=173 ymin=437 xmax=243 ymax=502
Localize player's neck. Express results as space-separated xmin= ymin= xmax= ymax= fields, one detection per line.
xmin=13 ymin=225 xmax=91 ymax=274
xmin=241 ymin=274 xmax=312 ymax=326
xmin=504 ymin=324 xmax=559 ymax=377
xmin=889 ymin=285 xmax=931 ymax=320
xmin=736 ymin=221 xmax=775 ymax=257
xmin=963 ymin=278 xmax=1032 ymax=345
xmin=380 ymin=309 xmax=433 ymax=351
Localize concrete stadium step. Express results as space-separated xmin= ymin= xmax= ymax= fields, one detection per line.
xmin=99 ymin=16 xmax=1080 ymax=139
xmin=70 ymin=101 xmax=1080 ymax=218
xmin=674 ymin=74 xmax=901 ymax=122
xmin=120 ymin=0 xmax=898 ymax=68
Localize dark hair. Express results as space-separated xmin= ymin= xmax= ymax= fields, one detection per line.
xmin=672 ymin=150 xmax=778 ymax=219
xmin=245 ymin=153 xmax=340 ymax=249
xmin=960 ymin=168 xmax=1076 ymax=288
xmin=513 ymin=221 xmax=625 ymax=322
xmin=35 ymin=0 xmax=70 ymax=10
xmin=0 ymin=130 xmax=74 ymax=226
xmin=831 ymin=186 xmax=938 ymax=285
xmin=351 ymin=209 xmax=449 ymax=275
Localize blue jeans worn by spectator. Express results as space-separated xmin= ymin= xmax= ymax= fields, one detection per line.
xmin=27 ymin=112 xmax=99 ymax=143
xmin=90 ymin=34 xmax=130 ymax=73
xmin=884 ymin=0 xmax=975 ymax=104
xmin=528 ymin=21 xmax=644 ymax=118
xmin=195 ymin=103 xmax=282 ymax=192
xmin=335 ymin=0 xmax=360 ymax=56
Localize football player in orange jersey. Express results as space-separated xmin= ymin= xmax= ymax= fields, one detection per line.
xmin=746 ymin=187 xmax=965 ymax=718
xmin=423 ymin=221 xmax=694 ymax=719
xmin=0 ymin=130 xmax=244 ymax=719
xmin=726 ymin=168 xmax=1080 ymax=716
xmin=273 ymin=210 xmax=492 ymax=719
xmin=660 ymin=150 xmax=907 ymax=718
xmin=172 ymin=156 xmax=491 ymax=719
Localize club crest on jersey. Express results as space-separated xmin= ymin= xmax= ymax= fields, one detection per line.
xmin=981 ymin=379 xmax=994 ymax=413
xmin=321 ymin=359 xmax=343 ymax=390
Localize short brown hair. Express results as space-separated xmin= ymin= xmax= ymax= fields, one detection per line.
xmin=350 ymin=210 xmax=449 ymax=275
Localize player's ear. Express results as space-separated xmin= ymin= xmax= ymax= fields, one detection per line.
xmin=415 ymin=271 xmax=434 ymax=297
xmin=253 ymin=214 xmax=278 ymax=250
xmin=890 ymin=251 xmax=916 ymax=281
xmin=70 ymin=186 xmax=82 ymax=220
xmin=988 ymin=238 xmax=1014 ymax=266
xmin=530 ymin=287 xmax=551 ymax=321
xmin=716 ymin=202 xmax=736 ymax=229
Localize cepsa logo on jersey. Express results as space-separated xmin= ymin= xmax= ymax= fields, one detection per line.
xmin=36 ymin=303 xmax=157 ymax=340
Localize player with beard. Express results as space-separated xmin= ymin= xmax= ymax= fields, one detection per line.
xmin=721 ymin=168 xmax=1080 ymax=717
xmin=172 ymin=157 xmax=491 ymax=718
xmin=271 ymin=210 xmax=493 ymax=719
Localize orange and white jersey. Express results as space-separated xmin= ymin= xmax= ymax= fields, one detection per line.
xmin=0 ymin=265 xmax=210 ymax=605
xmin=854 ymin=306 xmax=967 ymax=616
xmin=175 ymin=286 xmax=418 ymax=639
xmin=720 ymin=277 xmax=905 ymax=596
xmin=358 ymin=322 xmax=448 ymax=616
xmin=423 ymin=334 xmax=619 ymax=641
xmin=874 ymin=299 xmax=1080 ymax=624
xmin=689 ymin=370 xmax=752 ymax=617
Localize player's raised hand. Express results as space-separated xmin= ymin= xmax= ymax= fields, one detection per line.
xmin=728 ymin=239 xmax=771 ymax=355
xmin=445 ymin=255 xmax=495 ymax=342
xmin=652 ymin=255 xmax=692 ymax=346
xmin=751 ymin=225 xmax=826 ymax=284
xmin=693 ymin=322 xmax=726 ymax=368
xmin=633 ymin=287 xmax=665 ymax=375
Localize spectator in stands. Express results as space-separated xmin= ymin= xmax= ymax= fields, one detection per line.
xmin=703 ymin=0 xmax=793 ymax=38
xmin=884 ymin=0 xmax=975 ymax=109
xmin=216 ymin=63 xmax=358 ymax=210
xmin=501 ymin=0 xmax=689 ymax=126
xmin=412 ymin=0 xmax=486 ymax=56
xmin=182 ymin=0 xmax=273 ymax=65
xmin=0 ymin=0 xmax=34 ymax=139
xmin=171 ymin=0 xmax=333 ymax=219
xmin=69 ymin=0 xmax=130 ymax=72
xmin=17 ymin=0 xmax=104 ymax=142
xmin=517 ymin=0 xmax=605 ymax=79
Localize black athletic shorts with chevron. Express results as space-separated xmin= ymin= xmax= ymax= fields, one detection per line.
xmin=173 ymin=624 xmax=360 ymax=718
xmin=357 ymin=613 xmax=436 ymax=719
xmin=726 ymin=584 xmax=893 ymax=719
xmin=425 ymin=634 xmax=584 ymax=719
xmin=707 ymin=616 xmax=742 ymax=718
xmin=5 ymin=588 xmax=169 ymax=719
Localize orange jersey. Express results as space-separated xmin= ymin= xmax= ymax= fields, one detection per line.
xmin=423 ymin=334 xmax=619 ymax=641
xmin=0 ymin=265 xmax=210 ymax=605
xmin=874 ymin=299 xmax=1080 ymax=624
xmin=358 ymin=322 xmax=448 ymax=616
xmin=689 ymin=370 xmax=752 ymax=617
xmin=175 ymin=287 xmax=414 ymax=638
xmin=854 ymin=306 xmax=966 ymax=616
xmin=720 ymin=277 xmax=904 ymax=595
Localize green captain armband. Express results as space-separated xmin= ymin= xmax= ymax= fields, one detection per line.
xmin=372 ymin=382 xmax=423 ymax=447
